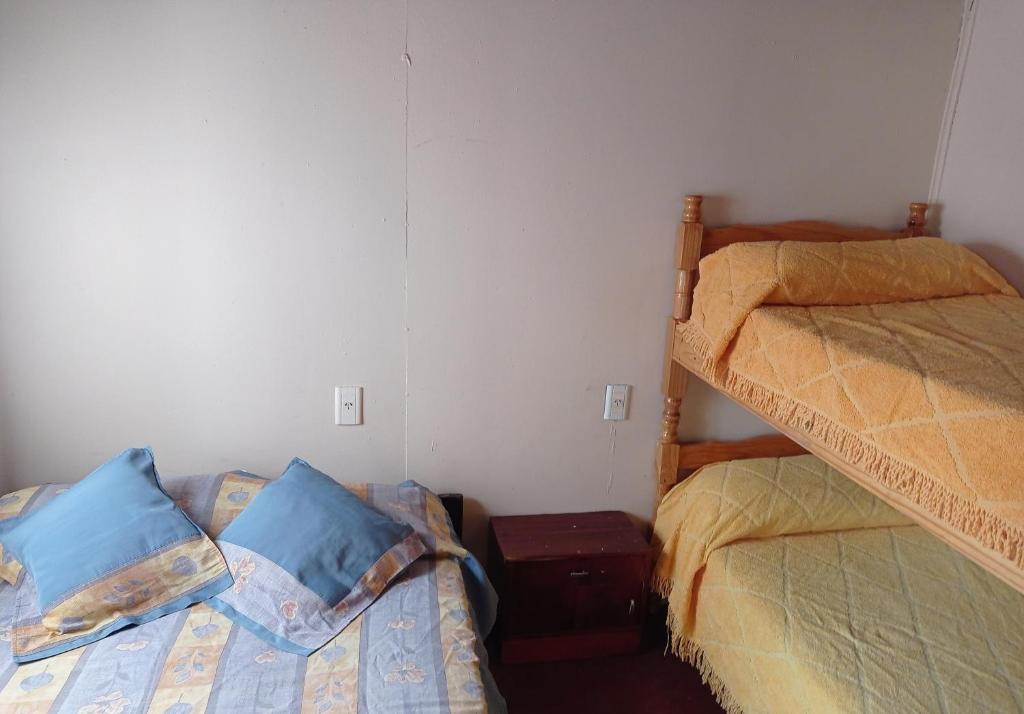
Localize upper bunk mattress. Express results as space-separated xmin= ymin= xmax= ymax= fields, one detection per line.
xmin=675 ymin=237 xmax=1024 ymax=592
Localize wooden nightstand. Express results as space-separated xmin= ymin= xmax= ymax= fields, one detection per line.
xmin=487 ymin=511 xmax=651 ymax=664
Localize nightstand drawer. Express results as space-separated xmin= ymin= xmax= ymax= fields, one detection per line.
xmin=511 ymin=556 xmax=648 ymax=589
xmin=504 ymin=555 xmax=648 ymax=636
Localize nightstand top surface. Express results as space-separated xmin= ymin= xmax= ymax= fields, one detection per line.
xmin=490 ymin=510 xmax=649 ymax=561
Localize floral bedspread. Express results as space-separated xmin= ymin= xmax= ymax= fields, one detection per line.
xmin=0 ymin=474 xmax=504 ymax=713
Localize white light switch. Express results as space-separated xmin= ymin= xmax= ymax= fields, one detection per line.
xmin=603 ymin=384 xmax=631 ymax=421
xmin=335 ymin=386 xmax=363 ymax=425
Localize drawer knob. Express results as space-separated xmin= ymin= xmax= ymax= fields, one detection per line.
xmin=628 ymin=598 xmax=636 ymax=615
xmin=569 ymin=570 xmax=590 ymax=577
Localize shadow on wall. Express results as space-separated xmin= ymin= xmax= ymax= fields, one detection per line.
xmin=927 ymin=203 xmax=945 ymax=235
xmin=966 ymin=242 xmax=1024 ymax=293
xmin=0 ymin=369 xmax=10 ymax=494
xmin=461 ymin=497 xmax=493 ymax=564
xmin=697 ymin=195 xmax=733 ymax=227
xmin=931 ymin=205 xmax=1024 ymax=291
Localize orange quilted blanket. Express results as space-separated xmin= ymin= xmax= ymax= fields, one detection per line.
xmin=677 ymin=237 xmax=1024 ymax=590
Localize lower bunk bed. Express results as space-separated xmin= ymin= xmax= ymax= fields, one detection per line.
xmin=0 ymin=472 xmax=505 ymax=713
xmin=652 ymin=454 xmax=1024 ymax=714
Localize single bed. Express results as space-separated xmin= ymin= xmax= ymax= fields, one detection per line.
xmin=0 ymin=473 xmax=505 ymax=713
xmin=652 ymin=454 xmax=1024 ymax=714
xmin=654 ymin=196 xmax=1024 ymax=593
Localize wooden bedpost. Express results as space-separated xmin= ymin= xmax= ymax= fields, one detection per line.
xmin=906 ymin=202 xmax=928 ymax=237
xmin=655 ymin=195 xmax=704 ymax=514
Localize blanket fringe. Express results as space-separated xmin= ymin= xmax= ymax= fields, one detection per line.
xmin=665 ymin=607 xmax=745 ymax=714
xmin=651 ymin=572 xmax=673 ymax=600
xmin=677 ymin=326 xmax=1024 ymax=572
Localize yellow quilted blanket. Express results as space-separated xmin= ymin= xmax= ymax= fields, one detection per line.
xmin=653 ymin=456 xmax=1024 ymax=714
xmin=677 ymin=238 xmax=1024 ymax=590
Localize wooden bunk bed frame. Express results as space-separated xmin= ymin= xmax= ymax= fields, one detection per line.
xmin=653 ymin=195 xmax=1024 ymax=592
xmin=656 ymin=195 xmax=930 ymax=508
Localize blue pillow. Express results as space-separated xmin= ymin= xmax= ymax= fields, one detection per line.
xmin=208 ymin=458 xmax=426 ymax=655
xmin=0 ymin=448 xmax=232 ymax=662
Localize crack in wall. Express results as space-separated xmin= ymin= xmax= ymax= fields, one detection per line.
xmin=402 ymin=0 xmax=411 ymax=481
xmin=606 ymin=424 xmax=617 ymax=495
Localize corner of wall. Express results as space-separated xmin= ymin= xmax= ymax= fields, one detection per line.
xmin=928 ymin=0 xmax=979 ymax=215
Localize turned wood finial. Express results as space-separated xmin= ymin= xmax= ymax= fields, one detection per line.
xmin=906 ymin=202 xmax=928 ymax=237
xmin=683 ymin=195 xmax=703 ymax=224
xmin=674 ymin=197 xmax=705 ymax=320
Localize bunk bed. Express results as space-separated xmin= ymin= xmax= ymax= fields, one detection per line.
xmin=655 ymin=196 xmax=1024 ymax=593
xmin=651 ymin=197 xmax=1024 ymax=712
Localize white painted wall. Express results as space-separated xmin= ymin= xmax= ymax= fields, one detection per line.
xmin=0 ymin=1 xmax=961 ymax=554
xmin=931 ymin=0 xmax=1024 ymax=289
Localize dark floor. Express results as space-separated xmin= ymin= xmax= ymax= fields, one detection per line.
xmin=489 ymin=617 xmax=725 ymax=714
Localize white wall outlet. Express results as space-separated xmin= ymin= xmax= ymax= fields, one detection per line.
xmin=603 ymin=384 xmax=631 ymax=421
xmin=334 ymin=386 xmax=363 ymax=425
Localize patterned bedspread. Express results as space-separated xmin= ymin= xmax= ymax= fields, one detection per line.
xmin=654 ymin=456 xmax=1024 ymax=714
xmin=0 ymin=474 xmax=505 ymax=713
